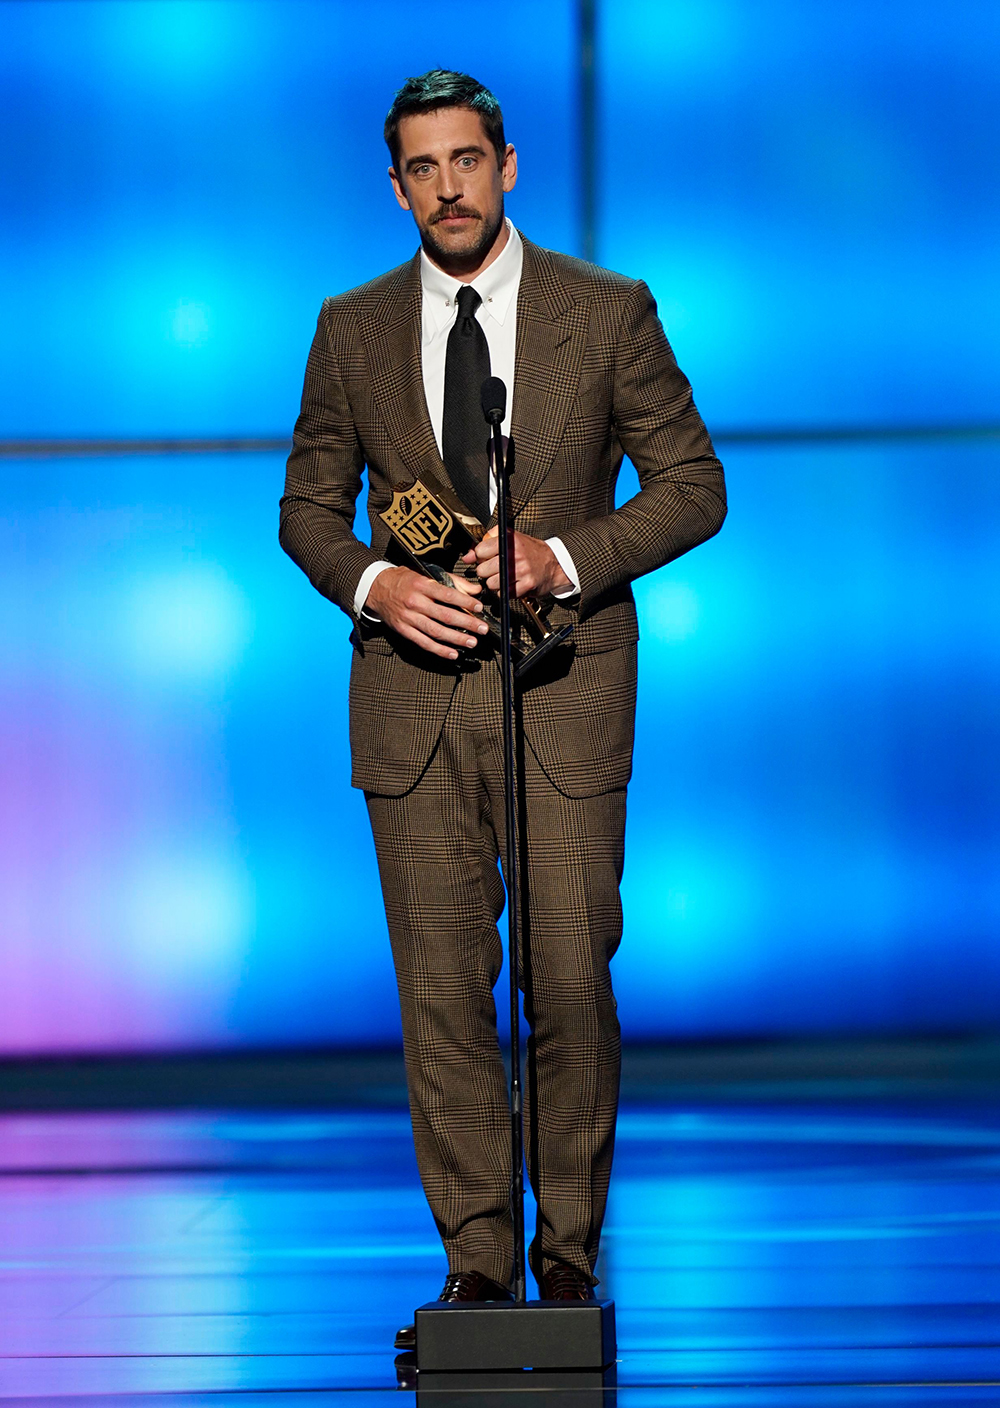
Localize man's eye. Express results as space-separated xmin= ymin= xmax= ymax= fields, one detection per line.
xmin=459 ymin=157 xmax=476 ymax=168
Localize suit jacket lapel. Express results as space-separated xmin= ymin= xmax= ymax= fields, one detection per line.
xmin=358 ymin=253 xmax=448 ymax=487
xmin=509 ymin=238 xmax=590 ymax=511
xmin=358 ymin=240 xmax=588 ymax=512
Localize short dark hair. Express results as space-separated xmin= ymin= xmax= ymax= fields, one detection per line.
xmin=384 ymin=70 xmax=506 ymax=173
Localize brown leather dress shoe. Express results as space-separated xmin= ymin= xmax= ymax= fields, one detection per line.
xmin=393 ymin=1270 xmax=514 ymax=1350
xmin=538 ymin=1266 xmax=596 ymax=1300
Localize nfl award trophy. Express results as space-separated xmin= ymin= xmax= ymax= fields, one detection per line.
xmin=377 ymin=446 xmax=572 ymax=678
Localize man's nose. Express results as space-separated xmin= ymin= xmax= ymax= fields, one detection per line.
xmin=436 ymin=169 xmax=462 ymax=203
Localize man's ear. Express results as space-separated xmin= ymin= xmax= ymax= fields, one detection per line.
xmin=501 ymin=144 xmax=518 ymax=196
xmin=388 ymin=166 xmax=412 ymax=212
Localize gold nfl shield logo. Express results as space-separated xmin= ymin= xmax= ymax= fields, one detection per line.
xmin=382 ymin=482 xmax=454 ymax=557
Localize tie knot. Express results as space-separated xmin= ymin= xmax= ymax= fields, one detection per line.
xmin=456 ymin=285 xmax=481 ymax=321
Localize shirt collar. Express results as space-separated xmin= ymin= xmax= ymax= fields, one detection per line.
xmin=420 ymin=219 xmax=523 ymax=333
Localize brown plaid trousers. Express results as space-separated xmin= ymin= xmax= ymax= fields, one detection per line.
xmin=280 ymin=237 xmax=726 ymax=1286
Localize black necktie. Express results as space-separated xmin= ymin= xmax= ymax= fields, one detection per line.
xmin=442 ymin=284 xmax=491 ymax=525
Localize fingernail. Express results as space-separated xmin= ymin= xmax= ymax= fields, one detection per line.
xmin=477 ymin=623 xmax=488 ymax=634
xmin=465 ymin=637 xmax=477 ymax=648
xmin=448 ymin=650 xmax=458 ymax=659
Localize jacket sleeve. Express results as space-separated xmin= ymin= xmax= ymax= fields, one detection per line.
xmin=556 ymin=280 xmax=727 ymax=614
xmin=278 ymin=299 xmax=382 ymax=617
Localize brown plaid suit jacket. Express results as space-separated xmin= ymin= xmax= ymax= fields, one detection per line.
xmin=280 ymin=237 xmax=726 ymax=797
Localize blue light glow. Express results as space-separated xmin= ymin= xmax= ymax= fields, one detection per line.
xmin=1 ymin=1 xmax=998 ymax=1052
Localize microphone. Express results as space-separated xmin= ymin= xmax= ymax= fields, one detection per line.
xmin=481 ymin=376 xmax=507 ymax=426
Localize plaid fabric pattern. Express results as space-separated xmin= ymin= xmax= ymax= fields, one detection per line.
xmin=365 ymin=657 xmax=625 ymax=1287
xmin=278 ymin=236 xmax=727 ymax=1285
xmin=279 ymin=237 xmax=726 ymax=797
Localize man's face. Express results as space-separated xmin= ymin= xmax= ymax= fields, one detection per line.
xmin=389 ymin=107 xmax=517 ymax=275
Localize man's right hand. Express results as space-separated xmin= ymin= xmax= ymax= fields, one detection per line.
xmin=364 ymin=567 xmax=489 ymax=660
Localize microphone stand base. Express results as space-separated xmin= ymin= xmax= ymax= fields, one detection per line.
xmin=398 ymin=1360 xmax=617 ymax=1406
xmin=411 ymin=1297 xmax=616 ymax=1373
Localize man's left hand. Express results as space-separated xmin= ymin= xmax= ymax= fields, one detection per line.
xmin=462 ymin=528 xmax=572 ymax=598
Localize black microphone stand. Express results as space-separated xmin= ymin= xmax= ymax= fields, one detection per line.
xmin=485 ymin=388 xmax=526 ymax=1305
xmin=408 ymin=377 xmax=616 ymax=1388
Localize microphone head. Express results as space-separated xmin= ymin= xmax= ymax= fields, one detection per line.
xmin=481 ymin=376 xmax=507 ymax=424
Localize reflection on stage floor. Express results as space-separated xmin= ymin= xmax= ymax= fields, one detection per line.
xmin=3 ymin=1093 xmax=1000 ymax=1403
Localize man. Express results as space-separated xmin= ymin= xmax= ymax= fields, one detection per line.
xmin=279 ymin=71 xmax=726 ymax=1332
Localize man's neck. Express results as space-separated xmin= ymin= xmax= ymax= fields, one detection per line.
xmin=422 ymin=219 xmax=510 ymax=284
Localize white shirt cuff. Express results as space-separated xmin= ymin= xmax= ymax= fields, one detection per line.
xmin=354 ymin=560 xmax=394 ymax=620
xmin=545 ymin=537 xmax=581 ymax=599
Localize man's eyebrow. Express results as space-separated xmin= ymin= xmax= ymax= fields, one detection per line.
xmin=405 ymin=145 xmax=487 ymax=171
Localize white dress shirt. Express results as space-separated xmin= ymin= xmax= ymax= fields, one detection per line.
xmin=353 ymin=220 xmax=580 ymax=617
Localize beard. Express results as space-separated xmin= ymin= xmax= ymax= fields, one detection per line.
xmin=419 ymin=201 xmax=505 ymax=276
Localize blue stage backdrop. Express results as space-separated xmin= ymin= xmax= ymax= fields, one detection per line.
xmin=2 ymin=0 xmax=998 ymax=437
xmin=1 ymin=1 xmax=998 ymax=1052
xmin=0 ymin=0 xmax=578 ymax=438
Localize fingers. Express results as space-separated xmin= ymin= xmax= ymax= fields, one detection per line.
xmin=466 ymin=533 xmax=508 ymax=589
xmin=481 ymin=572 xmax=533 ymax=596
xmin=463 ymin=526 xmax=500 ymax=567
xmin=425 ymin=577 xmax=484 ymax=612
xmin=405 ymin=611 xmax=487 ymax=658
xmin=401 ymin=585 xmax=491 ymax=658
xmin=396 ymin=614 xmax=482 ymax=659
xmin=397 ymin=624 xmax=465 ymax=660
xmin=476 ymin=541 xmax=535 ymax=597
xmin=429 ymin=603 xmax=491 ymax=633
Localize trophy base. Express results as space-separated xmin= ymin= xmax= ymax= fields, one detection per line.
xmin=514 ymin=624 xmax=574 ymax=679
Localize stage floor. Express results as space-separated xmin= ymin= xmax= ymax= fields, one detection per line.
xmin=2 ymin=1096 xmax=1000 ymax=1404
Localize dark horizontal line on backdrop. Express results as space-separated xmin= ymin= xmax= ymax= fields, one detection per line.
xmin=1 ymin=424 xmax=999 ymax=459
xmin=716 ymin=422 xmax=1000 ymax=446
xmin=2 ymin=1037 xmax=1000 ymax=1113
xmin=0 ymin=437 xmax=292 ymax=458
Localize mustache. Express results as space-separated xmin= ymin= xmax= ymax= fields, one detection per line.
xmin=430 ymin=205 xmax=482 ymax=224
